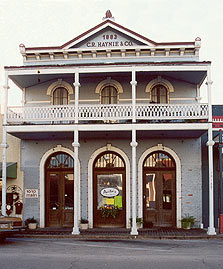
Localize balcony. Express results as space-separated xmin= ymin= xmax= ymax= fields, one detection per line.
xmin=7 ymin=103 xmax=209 ymax=124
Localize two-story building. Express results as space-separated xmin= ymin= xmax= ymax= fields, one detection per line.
xmin=1 ymin=11 xmax=216 ymax=235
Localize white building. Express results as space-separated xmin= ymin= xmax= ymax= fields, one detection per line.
xmin=1 ymin=11 xmax=216 ymax=235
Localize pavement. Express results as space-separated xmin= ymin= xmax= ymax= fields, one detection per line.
xmin=11 ymin=227 xmax=223 ymax=240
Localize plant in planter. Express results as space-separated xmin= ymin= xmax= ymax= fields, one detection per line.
xmin=25 ymin=217 xmax=38 ymax=229
xmin=129 ymin=217 xmax=143 ymax=228
xmin=181 ymin=214 xmax=195 ymax=229
xmin=99 ymin=206 xmax=119 ymax=219
xmin=79 ymin=219 xmax=88 ymax=229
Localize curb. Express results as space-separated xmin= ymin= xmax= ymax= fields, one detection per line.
xmin=10 ymin=233 xmax=223 ymax=241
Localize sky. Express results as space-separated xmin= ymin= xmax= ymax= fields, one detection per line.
xmin=0 ymin=0 xmax=223 ymax=108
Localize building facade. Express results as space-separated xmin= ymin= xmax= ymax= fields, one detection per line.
xmin=0 ymin=112 xmax=23 ymax=218
xmin=1 ymin=11 xmax=216 ymax=235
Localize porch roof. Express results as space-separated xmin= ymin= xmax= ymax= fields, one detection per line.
xmin=5 ymin=61 xmax=209 ymax=90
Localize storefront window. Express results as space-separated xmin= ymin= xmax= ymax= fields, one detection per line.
xmin=97 ymin=174 xmax=123 ymax=210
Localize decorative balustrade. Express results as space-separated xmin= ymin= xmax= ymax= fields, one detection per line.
xmin=7 ymin=103 xmax=209 ymax=124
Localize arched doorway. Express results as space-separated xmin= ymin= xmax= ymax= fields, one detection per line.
xmin=143 ymin=151 xmax=176 ymax=227
xmin=93 ymin=151 xmax=126 ymax=228
xmin=45 ymin=152 xmax=74 ymax=227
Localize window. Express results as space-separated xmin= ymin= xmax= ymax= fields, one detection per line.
xmin=101 ymin=86 xmax=118 ymax=104
xmin=53 ymin=87 xmax=68 ymax=105
xmin=95 ymin=78 xmax=123 ymax=104
xmin=151 ymin=84 xmax=168 ymax=104
xmin=145 ymin=76 xmax=174 ymax=104
xmin=47 ymin=80 xmax=74 ymax=105
xmin=46 ymin=152 xmax=74 ymax=169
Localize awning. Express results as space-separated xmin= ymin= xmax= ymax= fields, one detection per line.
xmin=0 ymin=163 xmax=17 ymax=179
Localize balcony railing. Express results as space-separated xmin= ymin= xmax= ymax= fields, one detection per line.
xmin=7 ymin=103 xmax=209 ymax=124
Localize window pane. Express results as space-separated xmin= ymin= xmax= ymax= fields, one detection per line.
xmin=97 ymin=174 xmax=123 ymax=210
xmin=145 ymin=173 xmax=156 ymax=209
xmin=53 ymin=87 xmax=68 ymax=105
xmin=49 ymin=174 xmax=59 ymax=210
xmin=162 ymin=173 xmax=173 ymax=210
xmin=64 ymin=173 xmax=74 ymax=209
xmin=151 ymin=84 xmax=167 ymax=104
xmin=101 ymin=86 xmax=117 ymax=104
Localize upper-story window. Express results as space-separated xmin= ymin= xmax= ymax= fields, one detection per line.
xmin=96 ymin=78 xmax=123 ymax=104
xmin=151 ymin=84 xmax=168 ymax=104
xmin=101 ymin=86 xmax=118 ymax=104
xmin=47 ymin=79 xmax=74 ymax=105
xmin=53 ymin=87 xmax=68 ymax=105
xmin=146 ymin=76 xmax=174 ymax=104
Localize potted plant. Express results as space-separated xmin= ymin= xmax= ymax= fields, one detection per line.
xmin=79 ymin=219 xmax=88 ymax=229
xmin=99 ymin=206 xmax=119 ymax=219
xmin=129 ymin=217 xmax=143 ymax=229
xmin=181 ymin=214 xmax=195 ymax=229
xmin=25 ymin=217 xmax=38 ymax=230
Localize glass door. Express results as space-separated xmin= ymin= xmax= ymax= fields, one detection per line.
xmin=46 ymin=171 xmax=74 ymax=227
xmin=63 ymin=173 xmax=74 ymax=226
xmin=143 ymin=171 xmax=175 ymax=227
xmin=46 ymin=172 xmax=62 ymax=227
xmin=94 ymin=172 xmax=126 ymax=227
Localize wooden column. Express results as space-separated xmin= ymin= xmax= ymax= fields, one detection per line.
xmin=130 ymin=128 xmax=138 ymax=235
xmin=206 ymin=66 xmax=216 ymax=235
xmin=72 ymin=129 xmax=80 ymax=235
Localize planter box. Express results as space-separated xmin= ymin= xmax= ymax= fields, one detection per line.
xmin=79 ymin=223 xmax=88 ymax=230
xmin=28 ymin=223 xmax=37 ymax=229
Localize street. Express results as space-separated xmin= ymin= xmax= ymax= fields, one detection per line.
xmin=0 ymin=237 xmax=223 ymax=269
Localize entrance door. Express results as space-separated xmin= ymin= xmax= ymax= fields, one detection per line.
xmin=46 ymin=171 xmax=74 ymax=227
xmin=93 ymin=151 xmax=126 ymax=228
xmin=143 ymin=151 xmax=176 ymax=227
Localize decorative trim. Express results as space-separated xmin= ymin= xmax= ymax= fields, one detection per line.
xmin=137 ymin=145 xmax=182 ymax=228
xmin=88 ymin=145 xmax=131 ymax=229
xmin=206 ymin=140 xmax=215 ymax=147
xmin=39 ymin=145 xmax=80 ymax=228
xmin=145 ymin=76 xmax=174 ymax=103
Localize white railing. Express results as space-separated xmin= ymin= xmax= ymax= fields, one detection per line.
xmin=7 ymin=103 xmax=209 ymax=123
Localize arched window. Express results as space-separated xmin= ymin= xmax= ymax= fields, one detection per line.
xmin=47 ymin=80 xmax=73 ymax=105
xmin=46 ymin=152 xmax=74 ymax=169
xmin=145 ymin=76 xmax=174 ymax=104
xmin=53 ymin=87 xmax=68 ymax=105
xmin=100 ymin=86 xmax=118 ymax=104
xmin=94 ymin=151 xmax=125 ymax=168
xmin=143 ymin=151 xmax=175 ymax=169
xmin=151 ymin=84 xmax=168 ymax=104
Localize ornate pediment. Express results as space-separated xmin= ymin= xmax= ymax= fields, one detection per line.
xmin=69 ymin=26 xmax=149 ymax=50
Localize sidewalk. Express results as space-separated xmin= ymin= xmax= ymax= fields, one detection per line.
xmin=12 ymin=227 xmax=223 ymax=240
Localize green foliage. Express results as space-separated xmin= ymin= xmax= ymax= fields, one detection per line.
xmin=129 ymin=217 xmax=143 ymax=225
xmin=25 ymin=217 xmax=37 ymax=226
xmin=181 ymin=214 xmax=195 ymax=228
xmin=81 ymin=218 xmax=88 ymax=224
xmin=99 ymin=206 xmax=119 ymax=218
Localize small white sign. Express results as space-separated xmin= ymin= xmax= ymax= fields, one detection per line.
xmin=25 ymin=189 xmax=38 ymax=198
xmin=100 ymin=188 xmax=119 ymax=198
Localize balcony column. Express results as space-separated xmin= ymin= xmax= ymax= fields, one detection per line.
xmin=130 ymin=128 xmax=138 ymax=235
xmin=72 ymin=129 xmax=80 ymax=235
xmin=73 ymin=72 xmax=80 ymax=124
xmin=130 ymin=69 xmax=137 ymax=123
xmin=206 ymin=66 xmax=216 ymax=235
